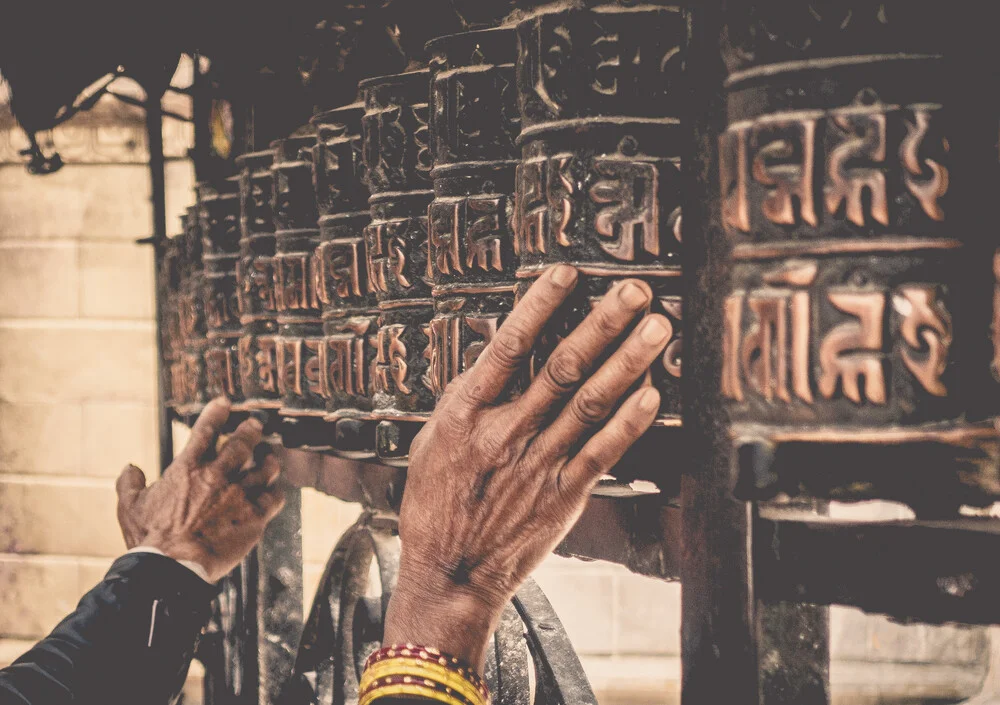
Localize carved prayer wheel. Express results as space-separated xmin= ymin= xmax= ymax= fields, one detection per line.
xmin=513 ymin=4 xmax=687 ymax=481
xmin=160 ymin=233 xmax=183 ymax=410
xmin=717 ymin=4 xmax=1000 ymax=513
xmin=176 ymin=204 xmax=208 ymax=419
xmin=201 ymin=176 xmax=244 ymax=404
xmin=425 ymin=27 xmax=520 ymax=401
xmin=271 ymin=132 xmax=328 ymax=446
xmin=312 ymin=104 xmax=380 ymax=458
xmin=236 ymin=150 xmax=282 ymax=414
xmin=360 ymin=69 xmax=434 ymax=466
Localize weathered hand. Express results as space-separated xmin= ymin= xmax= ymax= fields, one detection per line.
xmin=384 ymin=265 xmax=669 ymax=669
xmin=115 ymin=398 xmax=286 ymax=583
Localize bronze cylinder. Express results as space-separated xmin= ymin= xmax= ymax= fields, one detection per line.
xmin=313 ymin=103 xmax=381 ymax=458
xmin=202 ymin=176 xmax=244 ymax=404
xmin=361 ymin=69 xmax=434 ymax=466
xmin=236 ymin=151 xmax=282 ymax=414
xmin=426 ymin=27 xmax=521 ymax=400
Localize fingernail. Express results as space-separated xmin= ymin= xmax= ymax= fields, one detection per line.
xmin=639 ymin=387 xmax=660 ymax=412
xmin=550 ymin=264 xmax=577 ymax=288
xmin=618 ymin=281 xmax=649 ymax=308
xmin=247 ymin=417 xmax=264 ymax=432
xmin=640 ymin=316 xmax=671 ymax=344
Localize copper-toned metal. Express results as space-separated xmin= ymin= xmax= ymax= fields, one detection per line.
xmin=513 ymin=5 xmax=687 ymax=477
xmin=236 ymin=150 xmax=282 ymax=412
xmin=175 ymin=204 xmax=208 ymax=419
xmin=361 ymin=69 xmax=434 ymax=466
xmin=160 ymin=233 xmax=183 ymax=411
xmin=426 ymin=27 xmax=520 ymax=403
xmin=313 ymin=103 xmax=380 ymax=459
xmin=717 ymin=4 xmax=1000 ymax=509
xmin=271 ymin=133 xmax=328 ymax=444
xmin=201 ymin=176 xmax=244 ymax=404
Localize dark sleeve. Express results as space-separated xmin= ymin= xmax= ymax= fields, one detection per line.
xmin=0 ymin=552 xmax=219 ymax=705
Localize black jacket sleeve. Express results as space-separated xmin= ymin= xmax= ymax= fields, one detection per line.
xmin=0 ymin=552 xmax=219 ymax=705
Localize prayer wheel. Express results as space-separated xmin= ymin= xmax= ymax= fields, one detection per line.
xmin=201 ymin=176 xmax=244 ymax=405
xmin=513 ymin=3 xmax=687 ymax=482
xmin=236 ymin=150 xmax=282 ymax=415
xmin=271 ymin=132 xmax=328 ymax=446
xmin=312 ymin=104 xmax=381 ymax=458
xmin=425 ymin=27 xmax=520 ymax=402
xmin=360 ymin=69 xmax=434 ymax=466
xmin=176 ymin=204 xmax=208 ymax=419
xmin=716 ymin=3 xmax=1000 ymax=513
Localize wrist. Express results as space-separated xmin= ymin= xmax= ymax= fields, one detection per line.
xmin=383 ymin=577 xmax=503 ymax=673
xmin=142 ymin=533 xmax=221 ymax=582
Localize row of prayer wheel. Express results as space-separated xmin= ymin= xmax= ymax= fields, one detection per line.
xmin=159 ymin=6 xmax=686 ymax=469
xmin=158 ymin=1 xmax=1000 ymax=512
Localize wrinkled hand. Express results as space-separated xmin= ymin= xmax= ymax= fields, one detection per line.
xmin=115 ymin=398 xmax=285 ymax=583
xmin=384 ymin=265 xmax=668 ymax=669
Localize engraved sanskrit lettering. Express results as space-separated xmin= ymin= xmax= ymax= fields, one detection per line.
xmin=464 ymin=316 xmax=498 ymax=370
xmin=590 ymin=159 xmax=659 ymax=260
xmin=515 ymin=159 xmax=547 ymax=254
xmin=205 ymin=348 xmax=239 ymax=397
xmin=896 ymin=285 xmax=951 ymax=396
xmin=824 ymin=106 xmax=888 ymax=226
xmin=430 ymin=201 xmax=462 ymax=276
xmin=751 ymin=113 xmax=819 ymax=226
xmin=549 ymin=156 xmax=574 ymax=247
xmin=277 ymin=339 xmax=303 ymax=397
xmin=320 ymin=240 xmax=364 ymax=300
xmin=818 ymin=290 xmax=886 ymax=404
xmin=275 ymin=255 xmax=320 ymax=311
xmin=466 ymin=197 xmax=503 ymax=272
xmin=900 ymin=104 xmax=948 ymax=222
xmin=324 ymin=319 xmax=372 ymax=398
xmin=371 ymin=325 xmax=411 ymax=395
xmin=426 ymin=317 xmax=460 ymax=397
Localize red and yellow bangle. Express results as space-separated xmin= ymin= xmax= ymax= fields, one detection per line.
xmin=359 ymin=644 xmax=490 ymax=705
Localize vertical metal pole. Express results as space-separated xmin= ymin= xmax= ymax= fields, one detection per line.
xmin=680 ymin=4 xmax=758 ymax=704
xmin=146 ymin=90 xmax=175 ymax=473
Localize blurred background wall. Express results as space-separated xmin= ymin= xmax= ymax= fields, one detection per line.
xmin=0 ymin=76 xmax=993 ymax=705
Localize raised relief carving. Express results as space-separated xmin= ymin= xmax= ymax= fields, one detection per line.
xmin=900 ymin=104 xmax=948 ymax=221
xmin=720 ymin=100 xmax=950 ymax=236
xmin=751 ymin=113 xmax=819 ymax=228
xmin=239 ymin=336 xmax=279 ymax=395
xmin=365 ymin=223 xmax=413 ymax=293
xmin=317 ymin=240 xmax=364 ymax=301
xmin=896 ymin=285 xmax=951 ymax=397
xmin=237 ymin=257 xmax=277 ymax=317
xmin=466 ymin=197 xmax=504 ymax=272
xmin=425 ymin=314 xmax=500 ymax=397
xmin=371 ymin=325 xmax=411 ymax=395
xmin=275 ymin=255 xmax=321 ymax=312
xmin=324 ymin=319 xmax=373 ymax=398
xmin=515 ymin=159 xmax=548 ymax=255
xmin=277 ymin=339 xmax=323 ymax=399
xmin=590 ymin=159 xmax=659 ymax=260
xmin=205 ymin=348 xmax=239 ymax=397
xmin=660 ymin=296 xmax=683 ymax=379
xmin=430 ymin=201 xmax=463 ymax=276
xmin=824 ymin=107 xmax=888 ymax=227
xmin=817 ymin=290 xmax=886 ymax=404
xmin=722 ymin=262 xmax=949 ymax=406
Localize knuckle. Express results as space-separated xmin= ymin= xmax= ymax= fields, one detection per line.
xmin=543 ymin=350 xmax=585 ymax=391
xmin=490 ymin=326 xmax=528 ymax=368
xmin=574 ymin=448 xmax=606 ymax=479
xmin=570 ymin=385 xmax=611 ymax=426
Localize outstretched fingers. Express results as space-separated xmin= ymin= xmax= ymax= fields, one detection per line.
xmin=541 ymin=313 xmax=670 ymax=456
xmin=459 ymin=265 xmax=578 ymax=406
xmin=212 ymin=417 xmax=264 ymax=479
xmin=517 ymin=279 xmax=652 ymax=427
xmin=558 ymin=386 xmax=661 ymax=496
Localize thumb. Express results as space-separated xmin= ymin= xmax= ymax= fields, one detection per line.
xmin=116 ymin=464 xmax=147 ymax=508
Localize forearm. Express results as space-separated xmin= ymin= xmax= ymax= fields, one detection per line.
xmin=0 ymin=553 xmax=217 ymax=705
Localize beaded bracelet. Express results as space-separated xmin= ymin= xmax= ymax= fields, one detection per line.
xmin=359 ymin=644 xmax=490 ymax=705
